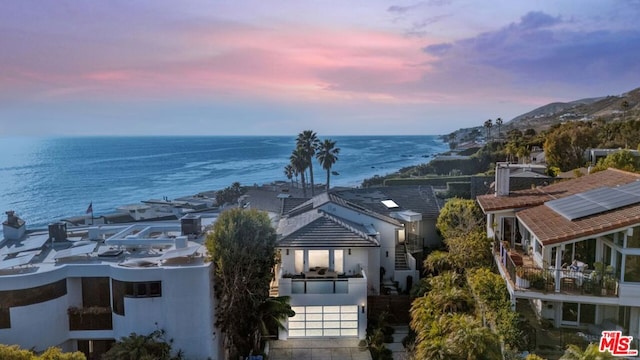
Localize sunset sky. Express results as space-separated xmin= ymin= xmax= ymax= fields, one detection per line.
xmin=1 ymin=1 xmax=639 ymax=136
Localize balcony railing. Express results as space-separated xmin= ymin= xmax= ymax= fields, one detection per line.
xmin=406 ymin=233 xmax=422 ymax=253
xmin=291 ymin=278 xmax=349 ymax=294
xmin=68 ymin=306 xmax=113 ymax=330
xmin=279 ymin=270 xmax=367 ymax=295
xmin=496 ymin=241 xmax=618 ymax=297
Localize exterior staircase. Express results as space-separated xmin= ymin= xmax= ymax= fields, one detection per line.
xmin=395 ymin=244 xmax=410 ymax=271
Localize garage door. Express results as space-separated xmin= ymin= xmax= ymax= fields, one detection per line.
xmin=288 ymin=305 xmax=359 ymax=337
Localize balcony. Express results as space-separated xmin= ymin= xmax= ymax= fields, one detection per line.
xmin=279 ymin=270 xmax=367 ymax=296
xmin=494 ymin=240 xmax=619 ymax=298
xmin=68 ymin=306 xmax=113 ymax=331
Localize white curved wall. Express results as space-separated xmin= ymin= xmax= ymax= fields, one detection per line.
xmin=0 ymin=262 xmax=217 ymax=360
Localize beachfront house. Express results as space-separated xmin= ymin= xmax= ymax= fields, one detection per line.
xmin=272 ymin=187 xmax=440 ymax=339
xmin=0 ymin=213 xmax=220 ymax=360
xmin=477 ymin=164 xmax=640 ymax=341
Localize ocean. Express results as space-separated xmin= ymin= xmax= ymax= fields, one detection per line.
xmin=0 ymin=135 xmax=447 ymax=228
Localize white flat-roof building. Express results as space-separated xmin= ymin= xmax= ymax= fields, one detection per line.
xmin=0 ymin=213 xmax=221 ymax=360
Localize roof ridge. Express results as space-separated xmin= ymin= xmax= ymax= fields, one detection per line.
xmin=607 ymin=167 xmax=640 ymax=177
xmin=320 ymin=211 xmax=372 ymax=241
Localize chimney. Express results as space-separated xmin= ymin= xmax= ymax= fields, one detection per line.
xmin=495 ymin=162 xmax=510 ymax=196
xmin=3 ymin=210 xmax=26 ymax=241
xmin=48 ymin=222 xmax=68 ymax=242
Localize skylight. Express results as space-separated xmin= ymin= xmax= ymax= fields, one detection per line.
xmin=381 ymin=200 xmax=399 ymax=209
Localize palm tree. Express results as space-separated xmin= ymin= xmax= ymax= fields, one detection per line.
xmin=252 ymin=296 xmax=295 ymax=353
xmin=560 ymin=343 xmax=615 ymax=360
xmin=505 ymin=141 xmax=517 ymax=163
xmin=483 ymin=119 xmax=493 ymax=142
xmin=448 ymin=314 xmax=501 ymax=360
xmin=495 ymin=117 xmax=503 ymax=139
xmin=316 ymin=139 xmax=340 ymax=192
xmin=290 ymin=147 xmax=308 ymax=197
xmin=102 ymin=330 xmax=173 ymax=360
xmin=283 ymin=165 xmax=294 ymax=187
xmin=296 ymin=130 xmax=320 ymax=196
xmin=622 ymin=100 xmax=630 ymax=123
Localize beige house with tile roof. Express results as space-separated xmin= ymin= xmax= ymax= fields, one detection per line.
xmin=477 ymin=164 xmax=640 ymax=343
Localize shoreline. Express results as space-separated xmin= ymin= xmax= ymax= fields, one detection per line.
xmin=4 ymin=135 xmax=449 ymax=229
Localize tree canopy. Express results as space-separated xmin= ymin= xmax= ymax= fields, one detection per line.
xmin=543 ymin=122 xmax=598 ymax=171
xmin=592 ymin=149 xmax=639 ymax=173
xmin=102 ymin=330 xmax=180 ymax=360
xmin=206 ymin=208 xmax=287 ymax=358
xmin=0 ymin=345 xmax=85 ymax=360
xmin=560 ymin=343 xmax=615 ymax=360
xmin=436 ymin=198 xmax=484 ymax=239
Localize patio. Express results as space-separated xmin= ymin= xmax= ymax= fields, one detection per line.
xmin=494 ymin=241 xmax=619 ymax=297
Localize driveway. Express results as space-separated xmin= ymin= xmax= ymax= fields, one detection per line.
xmin=268 ymin=339 xmax=372 ymax=360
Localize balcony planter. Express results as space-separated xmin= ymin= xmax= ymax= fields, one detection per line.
xmin=68 ymin=306 xmax=113 ymax=330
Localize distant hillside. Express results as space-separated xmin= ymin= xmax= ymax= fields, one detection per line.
xmin=446 ymin=86 xmax=640 ymax=144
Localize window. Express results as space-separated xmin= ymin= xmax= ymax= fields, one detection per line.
xmin=627 ymin=227 xmax=640 ymax=248
xmin=82 ymin=277 xmax=110 ymax=307
xmin=624 ymin=255 xmax=640 ymax=282
xmin=0 ymin=279 xmax=67 ymax=329
xmin=294 ymin=250 xmax=304 ymax=273
xmin=308 ymin=250 xmax=329 ymax=269
xmin=333 ymin=250 xmax=344 ymax=273
xmin=112 ymin=280 xmax=162 ymax=316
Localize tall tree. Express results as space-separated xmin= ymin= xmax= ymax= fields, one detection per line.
xmin=296 ymin=130 xmax=320 ymax=197
xmin=543 ymin=122 xmax=598 ymax=171
xmin=484 ymin=119 xmax=493 ymax=142
xmin=495 ymin=117 xmax=503 ymax=139
xmin=290 ymin=147 xmax=308 ymax=197
xmin=206 ymin=208 xmax=283 ymax=358
xmin=316 ymin=138 xmax=340 ymax=192
xmin=436 ymin=198 xmax=484 ymax=240
xmin=283 ymin=164 xmax=294 ymax=187
xmin=622 ymin=100 xmax=630 ymax=123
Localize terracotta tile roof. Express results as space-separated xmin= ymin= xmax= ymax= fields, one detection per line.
xmin=518 ymin=202 xmax=640 ymax=246
xmin=477 ymin=168 xmax=640 ymax=212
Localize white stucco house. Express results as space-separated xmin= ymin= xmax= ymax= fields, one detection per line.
xmin=0 ymin=212 xmax=221 ymax=360
xmin=477 ymin=164 xmax=640 ymax=345
xmin=273 ymin=187 xmax=441 ymax=339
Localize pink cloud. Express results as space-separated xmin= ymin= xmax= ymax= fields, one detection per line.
xmin=4 ymin=19 xmax=440 ymax=104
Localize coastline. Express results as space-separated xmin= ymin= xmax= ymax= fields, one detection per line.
xmin=1 ymin=135 xmax=448 ymax=228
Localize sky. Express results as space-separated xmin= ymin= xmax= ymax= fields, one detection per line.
xmin=1 ymin=1 xmax=639 ymax=136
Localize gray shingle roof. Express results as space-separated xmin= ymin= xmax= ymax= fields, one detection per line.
xmin=277 ymin=211 xmax=379 ymax=248
xmin=333 ymin=186 xmax=440 ymax=219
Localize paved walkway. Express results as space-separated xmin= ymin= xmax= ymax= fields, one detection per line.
xmin=269 ymin=339 xmax=372 ymax=360
xmin=388 ymin=326 xmax=410 ymax=360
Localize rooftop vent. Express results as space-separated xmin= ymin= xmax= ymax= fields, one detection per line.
xmin=181 ymin=214 xmax=202 ymax=236
xmin=48 ymin=222 xmax=68 ymax=242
